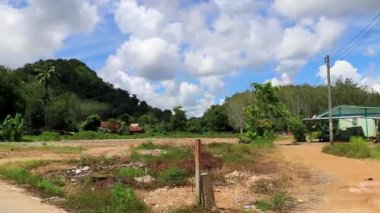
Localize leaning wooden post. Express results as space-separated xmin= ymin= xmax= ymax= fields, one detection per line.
xmin=201 ymin=172 xmax=216 ymax=208
xmin=195 ymin=138 xmax=202 ymax=205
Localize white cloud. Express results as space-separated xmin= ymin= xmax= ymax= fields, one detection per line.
xmin=102 ymin=37 xmax=180 ymax=80
xmin=0 ymin=0 xmax=99 ymax=68
xmin=102 ymin=0 xmax=372 ymax=116
xmin=273 ymin=0 xmax=380 ymax=19
xmin=318 ymin=60 xmax=362 ymax=83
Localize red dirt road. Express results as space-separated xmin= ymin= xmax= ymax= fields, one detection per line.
xmin=278 ymin=141 xmax=380 ymax=212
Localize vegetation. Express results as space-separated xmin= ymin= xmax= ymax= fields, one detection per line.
xmin=0 ymin=113 xmax=24 ymax=142
xmin=0 ymin=161 xmax=63 ymax=197
xmin=255 ymin=191 xmax=296 ymax=212
xmin=322 ymin=137 xmax=380 ymax=159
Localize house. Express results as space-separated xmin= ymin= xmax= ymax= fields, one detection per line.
xmin=128 ymin=123 xmax=144 ymax=134
xmin=99 ymin=121 xmax=119 ymax=133
xmin=305 ymin=105 xmax=380 ymax=140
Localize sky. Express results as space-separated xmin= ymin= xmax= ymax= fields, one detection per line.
xmin=1 ymin=0 xmax=380 ymax=117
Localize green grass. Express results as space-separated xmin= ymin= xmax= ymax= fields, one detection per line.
xmin=131 ymin=144 xmax=192 ymax=164
xmin=64 ymin=184 xmax=148 ymax=213
xmin=321 ymin=137 xmax=380 ymax=159
xmin=117 ymin=167 xmax=145 ymax=179
xmin=207 ymin=140 xmax=272 ymax=163
xmin=0 ymin=143 xmax=84 ymax=154
xmin=0 ymin=161 xmax=63 ymax=197
xmin=23 ymin=131 xmax=239 ymax=142
xmin=157 ymin=167 xmax=187 ymax=185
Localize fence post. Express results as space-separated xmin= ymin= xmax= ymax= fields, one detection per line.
xmin=195 ymin=138 xmax=201 ymax=205
xmin=201 ymin=172 xmax=216 ymax=208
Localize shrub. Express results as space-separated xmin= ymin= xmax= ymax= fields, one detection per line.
xmin=39 ymin=131 xmax=61 ymax=141
xmin=255 ymin=191 xmax=295 ymax=212
xmin=158 ymin=167 xmax=186 ymax=185
xmin=0 ymin=113 xmax=24 ymax=142
xmin=82 ymin=114 xmax=101 ymax=131
xmin=289 ymin=117 xmax=306 ymax=142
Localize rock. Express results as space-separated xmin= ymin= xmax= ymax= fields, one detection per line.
xmin=134 ymin=175 xmax=155 ymax=183
xmin=243 ymin=205 xmax=257 ymax=209
xmin=82 ymin=166 xmax=90 ymax=171
xmin=225 ymin=171 xmax=240 ymax=179
xmin=75 ymin=169 xmax=81 ymax=174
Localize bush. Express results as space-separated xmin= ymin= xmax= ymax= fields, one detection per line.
xmin=322 ymin=137 xmax=370 ymax=158
xmin=255 ymin=191 xmax=295 ymax=212
xmin=82 ymin=114 xmax=101 ymax=131
xmin=289 ymin=117 xmax=306 ymax=142
xmin=109 ymin=184 xmax=147 ymax=212
xmin=39 ymin=131 xmax=61 ymax=141
xmin=158 ymin=167 xmax=186 ymax=185
xmin=0 ymin=113 xmax=24 ymax=142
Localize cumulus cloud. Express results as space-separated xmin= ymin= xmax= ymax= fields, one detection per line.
xmin=318 ymin=60 xmax=362 ymax=83
xmin=0 ymin=0 xmax=99 ymax=68
xmin=102 ymin=37 xmax=180 ymax=80
xmin=101 ymin=0 xmax=378 ymax=116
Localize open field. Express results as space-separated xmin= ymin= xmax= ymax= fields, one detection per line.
xmin=0 ymin=138 xmax=379 ymax=212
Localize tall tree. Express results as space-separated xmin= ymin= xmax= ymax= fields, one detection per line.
xmin=35 ymin=65 xmax=57 ymax=126
xmin=170 ymin=106 xmax=187 ymax=131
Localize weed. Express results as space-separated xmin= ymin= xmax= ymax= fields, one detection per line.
xmin=117 ymin=167 xmax=145 ymax=179
xmin=255 ymin=191 xmax=295 ymax=212
xmin=322 ymin=137 xmax=371 ymax=158
xmin=251 ymin=176 xmax=289 ymax=194
xmin=64 ymin=185 xmax=148 ymax=213
xmin=137 ymin=141 xmax=164 ymax=150
xmin=158 ymin=167 xmax=186 ymax=185
xmin=0 ymin=163 xmax=63 ymax=197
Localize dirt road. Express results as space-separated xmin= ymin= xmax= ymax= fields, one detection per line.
xmin=278 ymin=141 xmax=380 ymax=212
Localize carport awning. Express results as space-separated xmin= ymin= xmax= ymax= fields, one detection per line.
xmin=304 ymin=105 xmax=380 ymax=121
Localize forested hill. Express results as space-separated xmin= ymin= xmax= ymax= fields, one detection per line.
xmin=0 ymin=59 xmax=171 ymax=131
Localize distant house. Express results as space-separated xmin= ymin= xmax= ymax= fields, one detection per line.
xmin=305 ymin=105 xmax=380 ymax=141
xmin=128 ymin=123 xmax=144 ymax=134
xmin=99 ymin=121 xmax=119 ymax=133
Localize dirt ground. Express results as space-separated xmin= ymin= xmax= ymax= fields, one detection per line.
xmin=0 ymin=138 xmax=380 ymax=212
xmin=277 ymin=140 xmax=380 ymax=212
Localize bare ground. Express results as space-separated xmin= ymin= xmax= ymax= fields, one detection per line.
xmin=277 ymin=140 xmax=380 ymax=212
xmin=1 ymin=138 xmax=380 ymax=212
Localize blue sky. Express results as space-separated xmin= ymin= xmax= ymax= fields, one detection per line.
xmin=1 ymin=0 xmax=380 ymax=116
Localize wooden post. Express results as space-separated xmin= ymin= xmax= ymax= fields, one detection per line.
xmin=201 ymin=173 xmax=216 ymax=209
xmin=194 ymin=139 xmax=201 ymax=205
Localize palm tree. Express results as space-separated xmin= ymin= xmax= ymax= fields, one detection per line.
xmin=35 ymin=65 xmax=56 ymax=127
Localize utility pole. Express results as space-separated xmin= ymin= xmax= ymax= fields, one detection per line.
xmin=325 ymin=55 xmax=334 ymax=146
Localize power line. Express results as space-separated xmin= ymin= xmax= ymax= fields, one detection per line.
xmin=332 ymin=11 xmax=380 ymax=60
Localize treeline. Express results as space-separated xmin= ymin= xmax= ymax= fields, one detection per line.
xmin=223 ymin=78 xmax=380 ymax=132
xmin=1 ymin=58 xmax=380 ymax=137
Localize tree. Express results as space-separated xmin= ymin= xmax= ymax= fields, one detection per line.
xmin=203 ymin=105 xmax=231 ymax=131
xmin=138 ymin=114 xmax=158 ymax=131
xmin=187 ymin=118 xmax=203 ymax=133
xmin=170 ymin=106 xmax=187 ymax=131
xmin=224 ymin=91 xmax=252 ymax=133
xmin=82 ymin=114 xmax=101 ymax=131
xmin=243 ymin=82 xmax=290 ymax=141
xmin=35 ymin=65 xmax=57 ymax=126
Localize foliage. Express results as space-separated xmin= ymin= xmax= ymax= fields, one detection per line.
xmin=170 ymin=106 xmax=187 ymax=131
xmin=186 ymin=118 xmax=204 ymax=133
xmin=157 ymin=167 xmax=186 ymax=185
xmin=224 ymin=91 xmax=252 ymax=132
xmin=289 ymin=117 xmax=306 ymax=142
xmin=117 ymin=167 xmax=145 ymax=179
xmin=82 ymin=114 xmax=101 ymax=131
xmin=322 ymin=137 xmax=370 ymax=158
xmin=138 ymin=114 xmax=158 ymax=131
xmin=243 ymin=82 xmax=290 ymax=142
xmin=0 ymin=113 xmax=24 ymax=142
xmin=0 ymin=163 xmax=63 ymax=197
xmin=203 ymin=105 xmax=231 ymax=131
